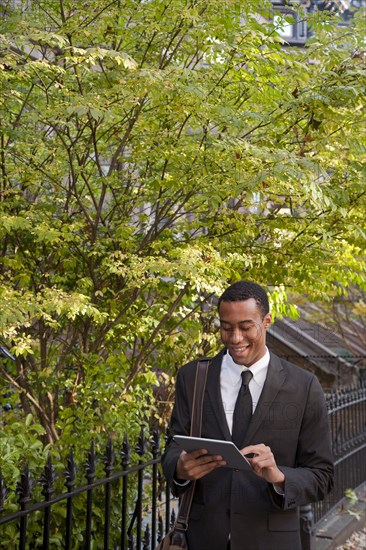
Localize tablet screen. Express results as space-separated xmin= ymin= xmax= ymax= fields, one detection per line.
xmin=173 ymin=435 xmax=252 ymax=471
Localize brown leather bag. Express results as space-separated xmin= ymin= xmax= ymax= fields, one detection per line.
xmin=154 ymin=528 xmax=188 ymax=550
xmin=154 ymin=359 xmax=210 ymax=550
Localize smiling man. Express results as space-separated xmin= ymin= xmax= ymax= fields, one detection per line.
xmin=219 ymin=291 xmax=271 ymax=367
xmin=161 ymin=281 xmax=334 ymax=550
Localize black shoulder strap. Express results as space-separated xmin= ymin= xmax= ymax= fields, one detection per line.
xmin=175 ymin=359 xmax=210 ymax=530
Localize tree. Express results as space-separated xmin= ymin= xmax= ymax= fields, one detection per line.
xmin=0 ymin=0 xmax=365 ymax=447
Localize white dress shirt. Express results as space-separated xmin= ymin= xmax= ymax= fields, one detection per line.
xmin=220 ymin=348 xmax=270 ymax=434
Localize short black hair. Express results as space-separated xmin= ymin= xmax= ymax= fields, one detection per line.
xmin=218 ymin=281 xmax=270 ymax=318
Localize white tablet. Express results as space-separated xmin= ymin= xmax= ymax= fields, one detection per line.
xmin=173 ymin=435 xmax=252 ymax=471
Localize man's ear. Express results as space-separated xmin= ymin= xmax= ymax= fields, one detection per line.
xmin=263 ymin=314 xmax=272 ymax=329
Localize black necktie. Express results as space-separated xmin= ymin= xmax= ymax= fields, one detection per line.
xmin=232 ymin=370 xmax=253 ymax=448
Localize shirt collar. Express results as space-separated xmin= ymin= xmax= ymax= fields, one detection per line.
xmin=224 ymin=347 xmax=270 ymax=382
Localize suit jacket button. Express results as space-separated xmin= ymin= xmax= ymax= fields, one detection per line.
xmin=234 ymin=469 xmax=239 ymax=472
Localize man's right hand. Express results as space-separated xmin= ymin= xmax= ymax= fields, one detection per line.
xmin=175 ymin=449 xmax=226 ymax=481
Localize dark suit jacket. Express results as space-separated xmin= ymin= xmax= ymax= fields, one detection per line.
xmin=161 ymin=350 xmax=334 ymax=550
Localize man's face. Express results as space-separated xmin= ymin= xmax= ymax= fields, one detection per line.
xmin=219 ymin=298 xmax=272 ymax=366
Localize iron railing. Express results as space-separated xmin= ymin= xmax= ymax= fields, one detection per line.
xmin=0 ymin=381 xmax=365 ymax=549
xmin=0 ymin=431 xmax=173 ymax=550
xmin=313 ymin=382 xmax=366 ymax=523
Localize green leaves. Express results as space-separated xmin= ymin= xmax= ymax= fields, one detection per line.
xmin=0 ymin=0 xmax=365 ymax=448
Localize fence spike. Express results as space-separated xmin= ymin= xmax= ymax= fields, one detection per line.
xmin=136 ymin=426 xmax=146 ymax=457
xmin=16 ymin=462 xmax=34 ymax=509
xmin=85 ymin=440 xmax=96 ymax=483
xmin=121 ymin=432 xmax=131 ymax=469
xmin=104 ymin=438 xmax=115 ymax=477
xmin=143 ymin=524 xmax=150 ymax=549
xmin=157 ymin=515 xmax=164 ymax=542
xmin=0 ymin=469 xmax=9 ymax=513
xmin=39 ymin=454 xmax=56 ymax=501
xmin=65 ymin=447 xmax=77 ymax=491
xmin=151 ymin=428 xmax=160 ymax=457
xmin=157 ymin=468 xmax=165 ymax=500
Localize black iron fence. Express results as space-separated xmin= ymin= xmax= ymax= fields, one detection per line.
xmin=0 ymin=382 xmax=365 ymax=550
xmin=313 ymin=382 xmax=366 ymax=522
xmin=0 ymin=432 xmax=171 ymax=549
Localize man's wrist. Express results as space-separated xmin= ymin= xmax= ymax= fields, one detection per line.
xmin=273 ymin=468 xmax=285 ymax=484
xmin=173 ymin=477 xmax=191 ymax=487
xmin=173 ymin=462 xmax=190 ymax=486
xmin=271 ymin=468 xmax=285 ymax=492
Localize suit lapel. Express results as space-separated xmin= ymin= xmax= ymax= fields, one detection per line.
xmin=205 ymin=349 xmax=232 ymax=441
xmin=243 ymin=352 xmax=287 ymax=445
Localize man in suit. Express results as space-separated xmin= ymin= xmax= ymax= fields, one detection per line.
xmin=161 ymin=281 xmax=334 ymax=550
